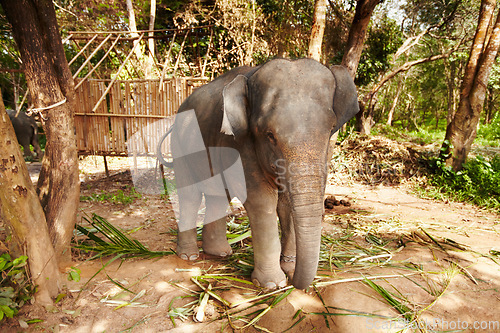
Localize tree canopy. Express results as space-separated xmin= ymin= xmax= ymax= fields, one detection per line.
xmin=0 ymin=0 xmax=498 ymax=158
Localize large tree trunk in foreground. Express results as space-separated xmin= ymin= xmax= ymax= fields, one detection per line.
xmin=308 ymin=0 xmax=327 ymax=62
xmin=341 ymin=0 xmax=381 ymax=134
xmin=1 ymin=0 xmax=80 ymax=267
xmin=0 ymin=92 xmax=61 ymax=305
xmin=443 ymin=0 xmax=500 ymax=171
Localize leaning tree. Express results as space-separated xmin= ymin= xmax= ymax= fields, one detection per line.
xmin=443 ymin=0 xmax=500 ymax=170
xmin=0 ymin=0 xmax=80 ymax=304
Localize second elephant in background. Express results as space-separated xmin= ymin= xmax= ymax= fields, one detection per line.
xmin=6 ymin=109 xmax=43 ymax=160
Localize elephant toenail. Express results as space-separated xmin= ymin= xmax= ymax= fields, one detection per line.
xmin=180 ymin=254 xmax=188 ymax=260
xmin=278 ymin=280 xmax=287 ymax=288
xmin=189 ymin=254 xmax=198 ymax=260
xmin=264 ymin=282 xmax=277 ymax=289
xmin=252 ymin=279 xmax=261 ymax=287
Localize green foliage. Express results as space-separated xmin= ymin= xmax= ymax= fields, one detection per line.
xmin=74 ymin=213 xmax=173 ymax=259
xmin=80 ymin=187 xmax=142 ymax=205
xmin=372 ymin=124 xmax=446 ymax=146
xmin=477 ymin=114 xmax=500 ymax=147
xmin=0 ymin=254 xmax=35 ymax=322
xmin=356 ymin=16 xmax=403 ymax=86
xmin=67 ymin=266 xmax=81 ymax=282
xmin=426 ymin=145 xmax=500 ymax=211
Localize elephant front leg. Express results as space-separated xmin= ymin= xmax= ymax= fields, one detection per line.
xmin=245 ymin=190 xmax=286 ymax=289
xmin=31 ymin=138 xmax=43 ymax=160
xmin=278 ymin=193 xmax=296 ymax=280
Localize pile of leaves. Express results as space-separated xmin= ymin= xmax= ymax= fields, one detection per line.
xmin=0 ymin=254 xmax=35 ymax=321
xmin=330 ymin=134 xmax=430 ymax=186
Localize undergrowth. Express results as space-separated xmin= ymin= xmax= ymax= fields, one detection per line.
xmin=336 ymin=131 xmax=500 ymax=211
xmin=477 ymin=114 xmax=500 ymax=147
xmin=80 ymin=187 xmax=142 ymax=205
xmin=424 ymin=142 xmax=500 ymax=212
xmin=0 ymin=254 xmax=35 ymax=322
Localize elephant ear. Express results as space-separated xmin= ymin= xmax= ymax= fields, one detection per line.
xmin=221 ymin=75 xmax=249 ymax=137
xmin=330 ymin=65 xmax=360 ymax=134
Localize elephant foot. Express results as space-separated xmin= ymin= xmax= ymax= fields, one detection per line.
xmin=251 ymin=268 xmax=287 ymax=290
xmin=202 ymin=242 xmax=233 ymax=257
xmin=202 ymin=220 xmax=233 ymax=257
xmin=280 ymin=254 xmax=296 ymax=280
xmin=176 ymin=243 xmax=199 ymax=261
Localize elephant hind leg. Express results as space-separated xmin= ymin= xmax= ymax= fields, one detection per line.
xmin=176 ymin=189 xmax=203 ymax=261
xmin=202 ymin=195 xmax=232 ymax=257
xmin=20 ymin=142 xmax=33 ymax=158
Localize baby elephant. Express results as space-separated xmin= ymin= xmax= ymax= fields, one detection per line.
xmin=6 ymin=109 xmax=43 ymax=160
xmin=169 ymin=58 xmax=359 ymax=290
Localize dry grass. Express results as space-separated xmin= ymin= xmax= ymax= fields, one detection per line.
xmin=330 ymin=133 xmax=433 ymax=186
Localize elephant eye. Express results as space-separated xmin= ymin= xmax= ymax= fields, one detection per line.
xmin=266 ymin=131 xmax=277 ymax=144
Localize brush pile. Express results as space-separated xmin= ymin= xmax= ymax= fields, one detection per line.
xmin=329 ymin=134 xmax=433 ymax=186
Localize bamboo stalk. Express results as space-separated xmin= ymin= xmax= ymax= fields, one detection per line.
xmin=68 ymin=34 xmax=99 ymax=66
xmin=73 ymin=34 xmax=112 ymax=79
xmin=74 ymin=35 xmax=122 ymax=90
xmin=173 ymin=32 xmax=189 ymax=78
xmin=159 ymin=31 xmax=177 ymax=90
xmin=92 ymin=33 xmax=145 ymax=113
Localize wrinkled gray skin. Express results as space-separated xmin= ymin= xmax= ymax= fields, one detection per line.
xmin=6 ymin=109 xmax=43 ymax=160
xmin=172 ymin=58 xmax=359 ymax=290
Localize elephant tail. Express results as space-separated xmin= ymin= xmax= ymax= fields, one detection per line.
xmin=156 ymin=125 xmax=174 ymax=168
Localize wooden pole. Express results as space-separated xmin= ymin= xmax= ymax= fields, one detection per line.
xmin=103 ymin=155 xmax=109 ymax=177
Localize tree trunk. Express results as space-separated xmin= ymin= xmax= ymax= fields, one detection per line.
xmin=126 ymin=0 xmax=146 ymax=68
xmin=386 ymin=74 xmax=406 ymax=126
xmin=485 ymin=87 xmax=494 ymax=124
xmin=444 ymin=58 xmax=458 ymax=124
xmin=0 ymin=91 xmax=61 ymax=305
xmin=308 ymin=0 xmax=327 ymax=62
xmin=443 ymin=0 xmax=500 ymax=170
xmin=147 ymin=0 xmax=156 ymax=78
xmin=127 ymin=0 xmax=139 ymax=38
xmin=355 ymin=100 xmax=372 ymax=134
xmin=341 ymin=0 xmax=381 ymax=77
xmin=341 ymin=0 xmax=380 ymax=134
xmin=1 ymin=0 xmax=80 ymax=267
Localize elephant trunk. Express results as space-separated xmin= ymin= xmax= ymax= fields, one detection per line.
xmin=288 ymin=173 xmax=325 ymax=290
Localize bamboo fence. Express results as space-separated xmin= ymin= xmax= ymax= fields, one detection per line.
xmin=74 ymin=78 xmax=207 ymax=156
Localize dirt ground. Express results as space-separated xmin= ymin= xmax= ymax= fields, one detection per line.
xmin=2 ymin=153 xmax=500 ymax=333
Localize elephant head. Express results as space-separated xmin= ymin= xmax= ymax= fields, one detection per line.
xmin=220 ymin=59 xmax=359 ymax=289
